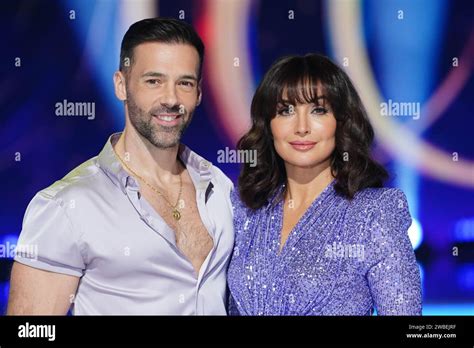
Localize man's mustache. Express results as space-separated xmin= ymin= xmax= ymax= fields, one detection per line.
xmin=150 ymin=105 xmax=184 ymax=115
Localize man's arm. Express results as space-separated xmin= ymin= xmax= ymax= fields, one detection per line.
xmin=7 ymin=262 xmax=80 ymax=315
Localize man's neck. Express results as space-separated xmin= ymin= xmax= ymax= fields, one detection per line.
xmin=113 ymin=126 xmax=183 ymax=186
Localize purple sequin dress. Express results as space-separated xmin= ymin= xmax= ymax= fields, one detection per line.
xmin=227 ymin=180 xmax=422 ymax=315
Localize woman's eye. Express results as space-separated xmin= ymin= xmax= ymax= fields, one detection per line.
xmin=277 ymin=106 xmax=294 ymax=116
xmin=312 ymin=106 xmax=328 ymax=115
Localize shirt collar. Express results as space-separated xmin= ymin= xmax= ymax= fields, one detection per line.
xmin=97 ymin=132 xmax=214 ymax=194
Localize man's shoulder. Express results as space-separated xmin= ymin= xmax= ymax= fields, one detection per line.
xmin=39 ymin=156 xmax=106 ymax=202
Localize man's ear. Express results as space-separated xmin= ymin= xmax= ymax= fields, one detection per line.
xmin=113 ymin=71 xmax=127 ymax=101
xmin=196 ymin=82 xmax=202 ymax=106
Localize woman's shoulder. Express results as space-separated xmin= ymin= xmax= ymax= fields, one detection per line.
xmin=352 ymin=186 xmax=409 ymax=210
xmin=230 ymin=189 xmax=262 ymax=238
xmin=231 ymin=185 xmax=284 ymax=216
xmin=347 ymin=186 xmax=412 ymax=237
xmin=230 ymin=188 xmax=244 ymax=209
xmin=230 ymin=189 xmax=264 ymax=216
xmin=230 ymin=188 xmax=277 ymax=234
xmin=345 ymin=186 xmax=411 ymax=230
xmin=230 ymin=189 xmax=250 ymax=219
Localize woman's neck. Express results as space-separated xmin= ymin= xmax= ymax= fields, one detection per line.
xmin=284 ymin=160 xmax=334 ymax=208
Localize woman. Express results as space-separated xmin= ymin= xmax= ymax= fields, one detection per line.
xmin=227 ymin=53 xmax=422 ymax=315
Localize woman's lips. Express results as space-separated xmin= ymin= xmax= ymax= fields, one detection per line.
xmin=289 ymin=141 xmax=317 ymax=151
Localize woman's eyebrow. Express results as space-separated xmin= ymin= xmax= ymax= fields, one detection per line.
xmin=277 ymin=96 xmax=327 ymax=103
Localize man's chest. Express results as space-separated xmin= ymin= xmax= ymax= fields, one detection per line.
xmin=76 ymin=175 xmax=234 ymax=279
xmin=141 ymin=185 xmax=214 ymax=273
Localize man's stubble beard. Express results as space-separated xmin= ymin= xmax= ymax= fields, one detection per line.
xmin=126 ymin=88 xmax=194 ymax=149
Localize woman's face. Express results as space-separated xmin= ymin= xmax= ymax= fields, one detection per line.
xmin=270 ymin=91 xmax=337 ymax=170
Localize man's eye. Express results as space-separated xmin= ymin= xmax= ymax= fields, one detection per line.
xmin=179 ymin=81 xmax=194 ymax=87
xmin=146 ymin=79 xmax=161 ymax=85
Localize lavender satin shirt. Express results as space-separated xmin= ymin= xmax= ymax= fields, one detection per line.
xmin=228 ymin=181 xmax=422 ymax=315
xmin=15 ymin=133 xmax=234 ymax=315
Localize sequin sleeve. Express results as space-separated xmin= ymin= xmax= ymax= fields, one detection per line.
xmin=228 ymin=293 xmax=241 ymax=316
xmin=365 ymin=188 xmax=422 ymax=315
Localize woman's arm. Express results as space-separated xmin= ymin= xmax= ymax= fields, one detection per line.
xmin=365 ymin=189 xmax=422 ymax=315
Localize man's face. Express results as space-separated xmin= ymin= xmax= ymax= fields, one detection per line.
xmin=120 ymin=42 xmax=201 ymax=149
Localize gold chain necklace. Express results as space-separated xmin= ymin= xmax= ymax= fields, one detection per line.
xmin=115 ymin=151 xmax=183 ymax=221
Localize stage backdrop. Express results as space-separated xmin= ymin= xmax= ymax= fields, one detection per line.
xmin=1 ymin=0 xmax=473 ymax=315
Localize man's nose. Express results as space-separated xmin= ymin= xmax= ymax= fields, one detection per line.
xmin=160 ymin=83 xmax=178 ymax=108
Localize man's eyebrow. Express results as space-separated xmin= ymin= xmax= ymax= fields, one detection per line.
xmin=141 ymin=72 xmax=198 ymax=81
xmin=178 ymin=74 xmax=198 ymax=81
xmin=141 ymin=71 xmax=166 ymax=78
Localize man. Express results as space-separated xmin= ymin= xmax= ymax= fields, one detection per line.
xmin=8 ymin=18 xmax=234 ymax=315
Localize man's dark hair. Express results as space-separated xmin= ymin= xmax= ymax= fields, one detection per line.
xmin=120 ymin=17 xmax=205 ymax=79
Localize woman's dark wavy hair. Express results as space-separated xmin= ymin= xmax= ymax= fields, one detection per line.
xmin=238 ymin=53 xmax=388 ymax=210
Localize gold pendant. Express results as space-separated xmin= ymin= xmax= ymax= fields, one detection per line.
xmin=172 ymin=209 xmax=181 ymax=221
